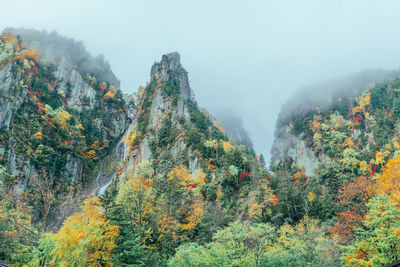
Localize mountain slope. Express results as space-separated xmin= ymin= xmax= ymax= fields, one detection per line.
xmin=269 ymin=70 xmax=400 ymax=235
xmin=0 ymin=30 xmax=132 ymax=232
xmin=0 ymin=31 xmax=275 ymax=265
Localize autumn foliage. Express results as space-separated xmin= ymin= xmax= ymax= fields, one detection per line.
xmin=375 ymin=155 xmax=400 ymax=206
xmin=41 ymin=197 xmax=119 ymax=266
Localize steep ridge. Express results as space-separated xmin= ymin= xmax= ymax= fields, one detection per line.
xmin=98 ymin=52 xmax=274 ymax=265
xmin=1 ymin=30 xmax=318 ymax=266
xmin=269 ymin=69 xmax=400 ymax=225
xmin=0 ymin=30 xmax=132 ymax=229
xmin=117 ymin=52 xmax=200 ymax=174
xmin=272 ymin=69 xmax=400 ymax=176
xmin=0 ymin=30 xmax=267 ymax=231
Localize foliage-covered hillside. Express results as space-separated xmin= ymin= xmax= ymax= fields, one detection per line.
xmin=0 ymin=32 xmax=275 ymax=266
xmin=2 ymin=29 xmax=400 ymax=267
xmin=269 ymin=73 xmax=400 ymax=266
xmin=0 ymin=31 xmax=131 ymax=264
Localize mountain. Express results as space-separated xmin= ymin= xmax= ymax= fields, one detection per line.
xmin=3 ymin=28 xmax=400 ymax=266
xmin=0 ymin=30 xmax=273 ymax=266
xmin=269 ymin=69 xmax=400 ymax=264
xmin=0 ymin=30 xmax=130 ymax=189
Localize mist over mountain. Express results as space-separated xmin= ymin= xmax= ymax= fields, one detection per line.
xmin=213 ymin=109 xmax=255 ymax=153
xmin=5 ymin=27 xmax=120 ymax=88
xmin=3 ymin=1 xmax=400 ymax=265
xmin=282 ymin=69 xmax=399 ymax=113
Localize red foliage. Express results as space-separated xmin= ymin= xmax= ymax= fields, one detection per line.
xmin=187 ymin=184 xmax=196 ymax=189
xmin=329 ymin=210 xmax=364 ymax=243
xmin=332 ymin=176 xmax=373 ymax=243
xmin=272 ymin=194 xmax=279 ymax=208
xmin=352 ymin=113 xmax=364 ymax=123
xmin=337 ymin=176 xmax=371 ymax=214
xmin=239 ymin=172 xmax=250 ymax=180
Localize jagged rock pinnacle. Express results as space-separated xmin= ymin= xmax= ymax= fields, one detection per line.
xmin=150 ymin=52 xmax=193 ymax=100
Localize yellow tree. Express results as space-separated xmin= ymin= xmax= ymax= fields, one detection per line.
xmin=55 ymin=110 xmax=71 ymax=129
xmin=45 ymin=197 xmax=119 ymax=266
xmin=116 ymin=161 xmax=154 ymax=240
xmin=247 ymin=178 xmax=273 ymax=219
xmin=24 ymin=49 xmax=40 ymax=61
xmin=33 ymin=131 xmax=43 ymax=139
xmin=158 ymin=165 xmax=205 ymax=242
xmin=104 ymin=86 xmax=117 ymax=99
xmin=220 ymin=139 xmax=235 ymax=152
xmin=122 ymin=125 xmax=139 ymax=154
xmin=375 ymin=155 xmax=400 ymax=206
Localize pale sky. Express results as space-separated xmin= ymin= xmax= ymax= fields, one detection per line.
xmin=2 ymin=0 xmax=400 ymax=163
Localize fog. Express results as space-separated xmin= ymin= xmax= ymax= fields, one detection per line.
xmin=2 ymin=0 xmax=400 ymax=163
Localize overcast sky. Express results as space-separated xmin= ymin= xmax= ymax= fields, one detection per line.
xmin=2 ymin=0 xmax=400 ymax=163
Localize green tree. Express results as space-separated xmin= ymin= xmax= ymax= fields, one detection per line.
xmin=170 ymin=221 xmax=275 ymax=267
xmin=0 ymin=195 xmax=38 ymax=266
xmin=342 ymin=195 xmax=400 ymax=266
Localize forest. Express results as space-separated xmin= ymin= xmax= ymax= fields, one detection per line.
xmin=1 ymin=30 xmax=400 ymax=267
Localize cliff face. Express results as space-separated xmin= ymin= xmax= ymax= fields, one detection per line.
xmin=0 ymin=30 xmax=131 ymax=196
xmin=0 ymin=61 xmax=24 ymax=129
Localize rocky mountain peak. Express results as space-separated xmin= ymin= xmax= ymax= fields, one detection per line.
xmin=150 ymin=52 xmax=192 ymax=100
xmin=150 ymin=52 xmax=181 ymax=77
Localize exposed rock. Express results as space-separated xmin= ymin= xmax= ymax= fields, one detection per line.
xmin=64 ymin=154 xmax=84 ymax=182
xmin=150 ymin=52 xmax=193 ymax=100
xmin=54 ymin=57 xmax=96 ymax=109
xmin=150 ymin=88 xmax=166 ymax=129
xmin=272 ymin=133 xmax=319 ymax=177
xmin=0 ymin=62 xmax=23 ymax=128
xmin=139 ymin=137 xmax=151 ymax=162
xmin=189 ymin=155 xmax=199 ymax=175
